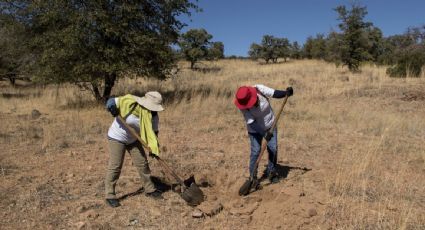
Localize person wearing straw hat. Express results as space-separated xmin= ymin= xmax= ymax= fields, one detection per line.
xmin=234 ymin=84 xmax=293 ymax=187
xmin=104 ymin=91 xmax=164 ymax=208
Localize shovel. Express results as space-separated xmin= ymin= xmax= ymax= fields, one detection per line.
xmin=239 ymin=95 xmax=289 ymax=196
xmin=116 ymin=115 xmax=204 ymax=206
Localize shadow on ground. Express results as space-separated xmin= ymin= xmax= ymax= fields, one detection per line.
xmin=259 ymin=164 xmax=312 ymax=182
xmin=117 ymin=176 xmax=172 ymax=201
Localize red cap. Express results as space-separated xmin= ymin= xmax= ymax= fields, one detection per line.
xmin=234 ymin=86 xmax=258 ymax=109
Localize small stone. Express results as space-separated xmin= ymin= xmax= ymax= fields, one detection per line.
xmin=308 ymin=208 xmax=317 ymax=217
xmin=67 ymin=173 xmax=75 ymax=178
xmin=129 ymin=219 xmax=139 ymax=226
xmin=173 ymin=184 xmax=182 ymax=192
xmin=209 ymin=203 xmax=223 ymax=216
xmin=150 ymin=207 xmax=161 ymax=217
xmin=75 ymin=221 xmax=86 ymax=230
xmin=195 ymin=174 xmax=210 ymax=187
xmin=191 ymin=209 xmax=204 ymax=218
xmin=84 ymin=210 xmax=99 ymax=220
xmin=31 ymin=109 xmax=41 ymax=119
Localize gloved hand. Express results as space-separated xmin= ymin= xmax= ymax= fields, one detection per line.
xmin=149 ymin=152 xmax=159 ymax=159
xmin=106 ymin=98 xmax=119 ymax=117
xmin=286 ymin=87 xmax=293 ymax=97
xmin=264 ymin=131 xmax=273 ymax=141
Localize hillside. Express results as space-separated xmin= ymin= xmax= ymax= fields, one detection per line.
xmin=1 ymin=59 xmax=424 ymax=229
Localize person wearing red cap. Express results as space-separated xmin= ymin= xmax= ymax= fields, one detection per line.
xmin=234 ymin=84 xmax=293 ymax=186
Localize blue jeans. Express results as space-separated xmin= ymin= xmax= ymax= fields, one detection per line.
xmin=249 ymin=128 xmax=278 ymax=178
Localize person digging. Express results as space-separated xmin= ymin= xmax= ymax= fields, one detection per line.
xmin=104 ymin=92 xmax=164 ymax=208
xmin=234 ymin=84 xmax=293 ymax=195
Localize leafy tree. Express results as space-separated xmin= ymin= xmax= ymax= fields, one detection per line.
xmin=302 ymin=36 xmax=314 ymax=59
xmin=248 ymin=43 xmax=263 ymax=60
xmin=208 ymin=41 xmax=224 ymax=60
xmin=387 ymin=25 xmax=425 ymax=77
xmin=365 ymin=26 xmax=384 ymax=62
xmin=325 ymin=31 xmax=344 ymax=65
xmin=290 ymin=41 xmax=302 ymax=59
xmin=255 ymin=35 xmax=276 ymax=63
xmin=310 ymin=34 xmax=327 ymax=59
xmin=0 ymin=13 xmax=31 ymax=85
xmin=274 ymin=37 xmax=291 ymax=62
xmin=248 ymin=35 xmax=290 ymax=63
xmin=1 ymin=0 xmax=197 ymax=101
xmin=179 ymin=28 xmax=213 ymax=69
xmin=302 ymin=34 xmax=327 ymax=60
xmin=335 ymin=4 xmax=373 ymax=72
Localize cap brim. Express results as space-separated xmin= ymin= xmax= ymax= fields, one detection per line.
xmin=135 ymin=97 xmax=164 ymax=111
xmin=234 ymin=87 xmax=257 ymax=110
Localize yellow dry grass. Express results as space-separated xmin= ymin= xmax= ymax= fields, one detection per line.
xmin=0 ymin=59 xmax=424 ymax=229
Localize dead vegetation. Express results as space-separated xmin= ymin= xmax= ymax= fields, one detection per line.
xmin=0 ymin=59 xmax=424 ymax=229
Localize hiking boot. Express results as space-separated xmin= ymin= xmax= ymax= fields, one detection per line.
xmin=106 ymin=198 xmax=121 ymax=208
xmin=268 ymin=171 xmax=279 ymax=184
xmin=145 ymin=190 xmax=163 ymax=199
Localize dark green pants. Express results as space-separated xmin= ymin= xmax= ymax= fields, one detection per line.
xmin=105 ymin=139 xmax=156 ymax=199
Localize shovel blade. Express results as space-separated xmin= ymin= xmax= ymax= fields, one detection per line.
xmin=181 ymin=182 xmax=204 ymax=206
xmin=239 ymin=179 xmax=252 ymax=196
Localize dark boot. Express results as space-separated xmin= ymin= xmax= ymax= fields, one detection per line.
xmin=268 ymin=171 xmax=279 ymax=184
xmin=106 ymin=198 xmax=121 ymax=208
xmin=251 ymin=178 xmax=262 ymax=190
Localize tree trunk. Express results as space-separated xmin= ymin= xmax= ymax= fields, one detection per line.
xmin=91 ymin=82 xmax=102 ymax=101
xmin=102 ymin=73 xmax=116 ymax=101
xmin=8 ymin=77 xmax=16 ymax=86
xmin=190 ymin=61 xmax=195 ymax=69
xmin=7 ymin=74 xmax=16 ymax=87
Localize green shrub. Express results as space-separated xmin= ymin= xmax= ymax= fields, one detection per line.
xmin=387 ymin=45 xmax=425 ymax=78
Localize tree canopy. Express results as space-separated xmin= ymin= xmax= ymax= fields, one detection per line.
xmin=249 ymin=35 xmax=290 ymax=63
xmin=1 ymin=0 xmax=198 ymax=100
xmin=178 ymin=28 xmax=224 ymax=69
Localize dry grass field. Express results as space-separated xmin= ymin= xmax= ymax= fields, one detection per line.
xmin=0 ymin=59 xmax=424 ymax=229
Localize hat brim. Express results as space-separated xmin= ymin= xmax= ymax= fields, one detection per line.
xmin=135 ymin=96 xmax=164 ymax=112
xmin=234 ymin=87 xmax=257 ymax=110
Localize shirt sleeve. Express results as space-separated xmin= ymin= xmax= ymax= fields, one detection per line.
xmin=242 ymin=110 xmax=255 ymax=124
xmin=272 ymin=90 xmax=288 ymax=98
xmin=255 ymin=84 xmax=275 ymax=98
xmin=152 ymin=113 xmax=159 ymax=132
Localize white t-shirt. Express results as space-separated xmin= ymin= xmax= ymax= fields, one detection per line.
xmin=241 ymin=84 xmax=275 ymax=133
xmin=107 ymin=98 xmax=159 ymax=144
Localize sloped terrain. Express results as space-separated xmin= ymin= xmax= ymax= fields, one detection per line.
xmin=1 ymin=60 xmax=424 ymax=229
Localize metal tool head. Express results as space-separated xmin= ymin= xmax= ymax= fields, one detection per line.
xmin=181 ymin=182 xmax=204 ymax=206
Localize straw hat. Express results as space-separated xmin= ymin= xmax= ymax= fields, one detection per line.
xmin=234 ymin=86 xmax=258 ymax=109
xmin=133 ymin=91 xmax=164 ymax=111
